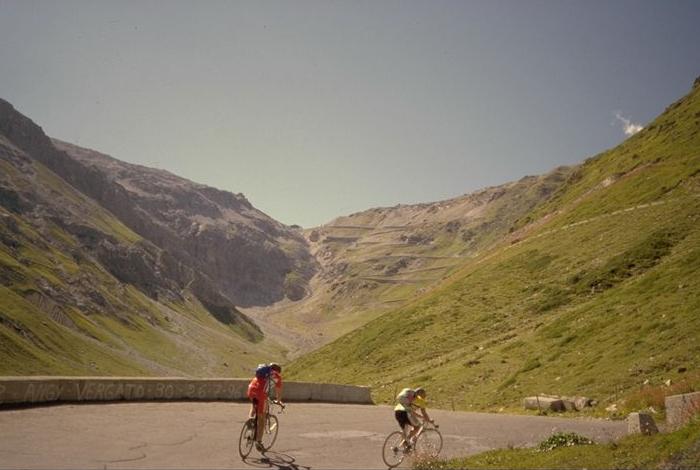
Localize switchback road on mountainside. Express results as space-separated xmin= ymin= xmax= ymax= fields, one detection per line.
xmin=0 ymin=402 xmax=626 ymax=469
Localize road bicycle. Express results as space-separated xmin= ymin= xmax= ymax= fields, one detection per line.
xmin=238 ymin=399 xmax=285 ymax=458
xmin=382 ymin=419 xmax=443 ymax=468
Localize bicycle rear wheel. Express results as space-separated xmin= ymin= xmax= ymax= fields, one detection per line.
xmin=414 ymin=428 xmax=443 ymax=459
xmin=382 ymin=431 xmax=406 ymax=468
xmin=238 ymin=418 xmax=256 ymax=459
xmin=261 ymin=414 xmax=279 ymax=451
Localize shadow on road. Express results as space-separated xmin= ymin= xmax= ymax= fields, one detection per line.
xmin=243 ymin=450 xmax=311 ymax=470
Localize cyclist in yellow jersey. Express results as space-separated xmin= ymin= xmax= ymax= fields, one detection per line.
xmin=394 ymin=387 xmax=433 ymax=449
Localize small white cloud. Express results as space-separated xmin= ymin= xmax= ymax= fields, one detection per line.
xmin=614 ymin=112 xmax=643 ymax=136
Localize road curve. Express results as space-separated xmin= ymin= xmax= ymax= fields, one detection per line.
xmin=0 ymin=402 xmax=626 ymax=469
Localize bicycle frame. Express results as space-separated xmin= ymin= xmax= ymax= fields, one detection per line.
xmin=405 ymin=417 xmax=436 ymax=444
xmin=413 ymin=420 xmax=438 ymax=440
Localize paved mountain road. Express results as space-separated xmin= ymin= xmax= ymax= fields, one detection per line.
xmin=0 ymin=402 xmax=626 ymax=469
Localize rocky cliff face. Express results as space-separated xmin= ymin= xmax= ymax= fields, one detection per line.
xmin=0 ymin=98 xmax=316 ymax=308
xmin=52 ymin=139 xmax=316 ymax=306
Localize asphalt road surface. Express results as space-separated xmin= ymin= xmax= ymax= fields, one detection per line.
xmin=0 ymin=402 xmax=626 ymax=469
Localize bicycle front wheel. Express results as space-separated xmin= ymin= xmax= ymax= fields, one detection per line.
xmin=261 ymin=414 xmax=279 ymax=451
xmin=414 ymin=428 xmax=443 ymax=459
xmin=238 ymin=418 xmax=256 ymax=459
xmin=382 ymin=431 xmax=406 ymax=468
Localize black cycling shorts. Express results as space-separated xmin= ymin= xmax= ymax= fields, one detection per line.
xmin=395 ymin=410 xmax=411 ymax=429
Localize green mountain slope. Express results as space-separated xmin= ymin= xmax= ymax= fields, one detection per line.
xmin=247 ymin=168 xmax=572 ymax=357
xmin=288 ymin=78 xmax=700 ymax=412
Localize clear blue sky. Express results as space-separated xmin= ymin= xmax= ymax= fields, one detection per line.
xmin=1 ymin=0 xmax=699 ymax=227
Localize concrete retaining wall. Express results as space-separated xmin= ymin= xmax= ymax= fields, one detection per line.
xmin=666 ymin=391 xmax=700 ymax=430
xmin=0 ymin=377 xmax=373 ymax=406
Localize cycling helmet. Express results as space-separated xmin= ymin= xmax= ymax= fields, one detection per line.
xmin=269 ymin=362 xmax=282 ymax=373
xmin=414 ymin=387 xmax=426 ymax=397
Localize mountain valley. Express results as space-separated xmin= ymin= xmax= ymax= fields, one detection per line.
xmin=1 ymin=78 xmax=698 ymax=417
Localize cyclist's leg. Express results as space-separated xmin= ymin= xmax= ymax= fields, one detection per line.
xmin=406 ymin=411 xmax=421 ymax=444
xmin=252 ymin=397 xmax=265 ymax=442
xmin=262 ymin=394 xmax=271 ymax=436
xmin=395 ymin=410 xmax=411 ymax=446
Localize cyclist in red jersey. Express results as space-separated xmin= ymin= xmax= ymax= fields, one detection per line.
xmin=247 ymin=362 xmax=283 ymax=451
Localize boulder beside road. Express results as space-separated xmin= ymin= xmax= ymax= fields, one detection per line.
xmin=523 ymin=396 xmax=566 ymax=412
xmin=523 ymin=395 xmax=595 ymax=412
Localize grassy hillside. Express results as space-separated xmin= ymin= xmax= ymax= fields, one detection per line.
xmin=246 ymin=168 xmax=572 ymax=357
xmin=288 ymin=79 xmax=700 ymax=413
xmin=424 ymin=417 xmax=700 ymax=469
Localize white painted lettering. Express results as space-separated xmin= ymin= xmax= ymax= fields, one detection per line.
xmin=78 ymin=383 xmax=96 ymax=401
xmin=24 ymin=383 xmax=62 ymax=402
xmin=23 ymin=384 xmax=35 ymax=402
xmin=76 ymin=383 xmax=87 ymax=400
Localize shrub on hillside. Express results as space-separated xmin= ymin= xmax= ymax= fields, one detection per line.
xmin=537 ymin=432 xmax=593 ymax=452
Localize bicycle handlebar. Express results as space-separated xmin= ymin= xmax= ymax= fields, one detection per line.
xmin=269 ymin=399 xmax=286 ymax=412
